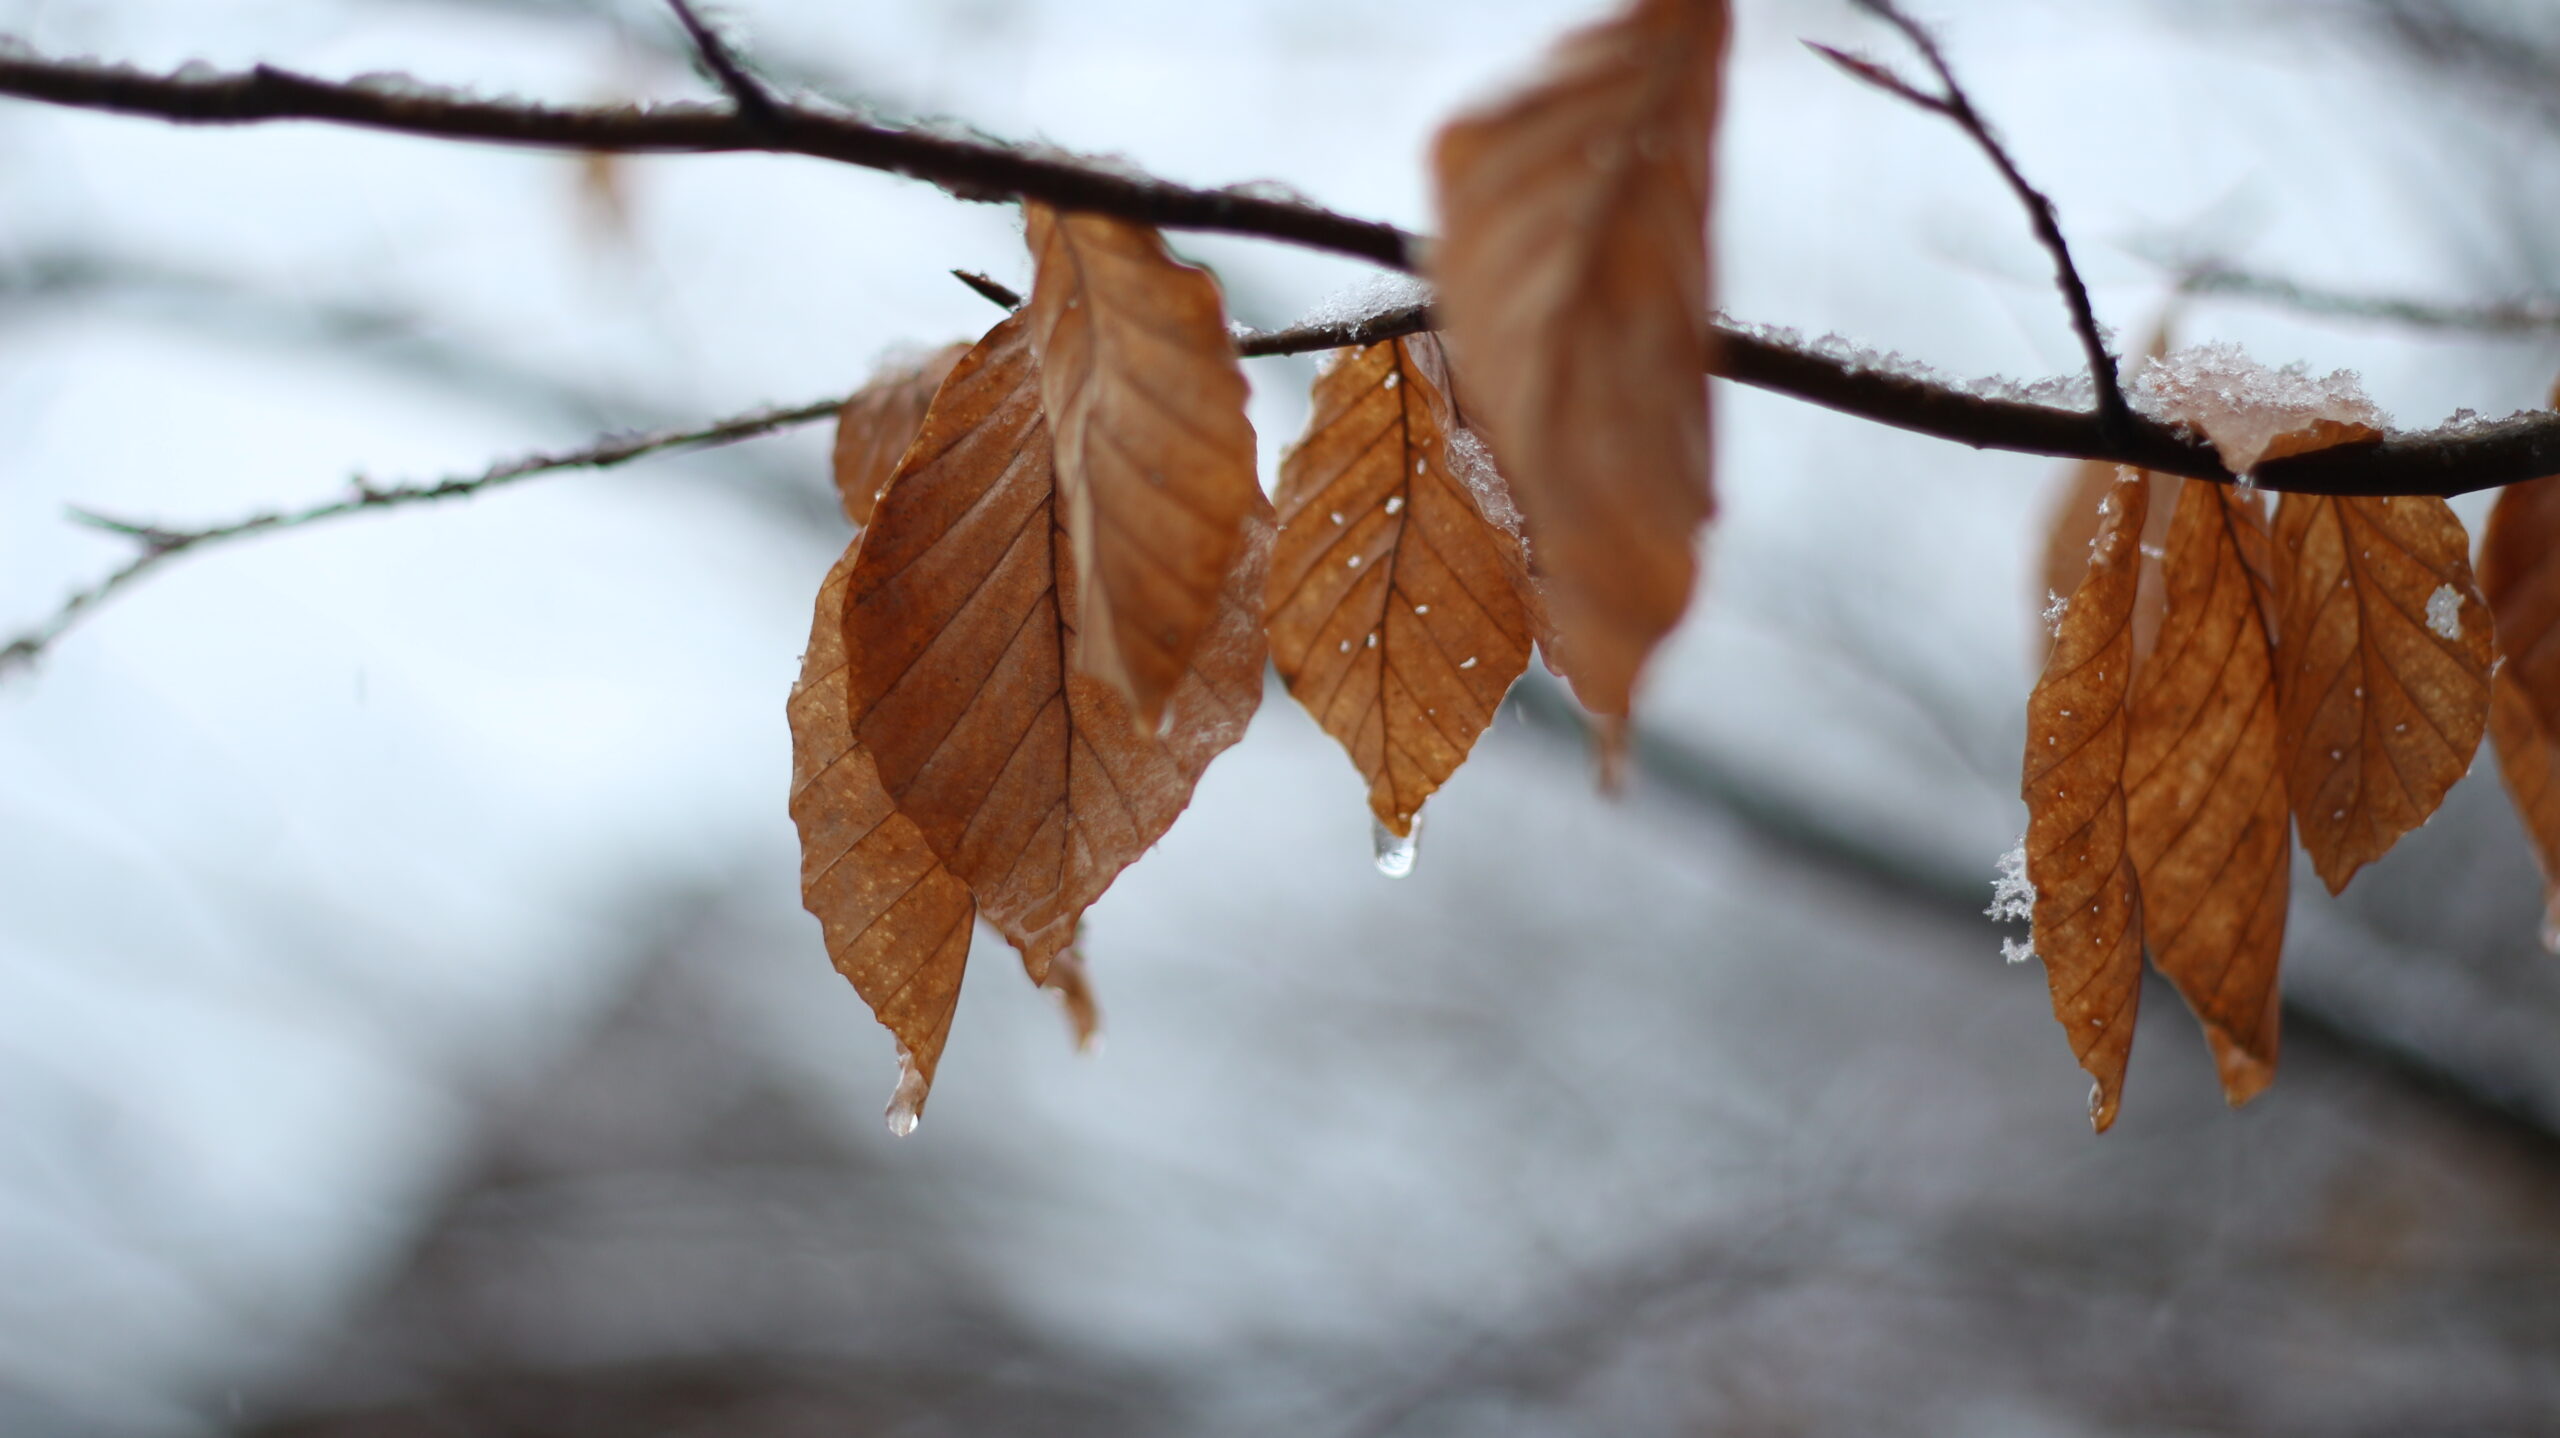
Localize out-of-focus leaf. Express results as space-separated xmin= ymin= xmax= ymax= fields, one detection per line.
xmin=1429 ymin=0 xmax=1727 ymax=720
xmin=842 ymin=309 xmax=1267 ymax=986
xmin=1023 ymin=202 xmax=1261 ymax=732
xmin=2023 ymin=470 xmax=2148 ymax=1133
xmin=2478 ymin=469 xmax=2560 ymax=946
xmin=1268 ymin=336 xmax=1533 ymax=837
xmin=830 ymin=342 xmax=971 ymax=527
xmin=2125 ymin=480 xmax=2289 ymax=1105
xmin=2272 ymin=493 xmax=2494 ymax=894
xmin=787 ymin=548 xmax=976 ymax=1134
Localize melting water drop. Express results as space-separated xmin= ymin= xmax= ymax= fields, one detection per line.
xmin=884 ymin=1048 xmax=930 ymax=1137
xmin=2542 ymin=908 xmax=2560 ymax=957
xmin=1372 ymin=813 xmax=1422 ymax=878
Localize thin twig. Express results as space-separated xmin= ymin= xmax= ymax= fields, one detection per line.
xmin=1819 ymin=1 xmax=2132 ymax=442
xmin=663 ymin=0 xmax=780 ymax=128
xmin=0 ymin=47 xmax=1421 ymax=269
xmin=0 ymin=398 xmax=841 ymax=674
xmin=951 ymin=269 xmax=1022 ymax=310
xmin=2176 ymin=260 xmax=2560 ymax=334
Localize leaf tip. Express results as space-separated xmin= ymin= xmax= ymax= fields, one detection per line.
xmin=884 ymin=1045 xmax=930 ymax=1138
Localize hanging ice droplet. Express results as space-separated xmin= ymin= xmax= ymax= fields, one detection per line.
xmin=884 ymin=1048 xmax=929 ymax=1137
xmin=2541 ymin=908 xmax=2560 ymax=956
xmin=1372 ymin=813 xmax=1422 ymax=878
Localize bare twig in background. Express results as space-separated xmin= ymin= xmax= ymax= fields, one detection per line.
xmin=2175 ymin=259 xmax=2560 ymax=334
xmin=0 ymin=399 xmax=841 ymax=673
xmin=1813 ymin=0 xmax=2132 ymax=442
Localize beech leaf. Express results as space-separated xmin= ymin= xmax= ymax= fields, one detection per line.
xmin=2124 ymin=479 xmax=2289 ymax=1105
xmin=2272 ymin=493 xmax=2494 ymax=894
xmin=1428 ymin=0 xmax=1727 ymax=719
xmin=788 ymin=548 xmax=977 ymax=1134
xmin=2477 ymin=468 xmax=2560 ymax=946
xmin=2040 ymin=460 xmax=2177 ymax=659
xmin=830 ymin=342 xmax=971 ymax=527
xmin=2023 ymin=469 xmax=2148 ymax=1133
xmin=1023 ymin=202 xmax=1262 ymax=731
xmin=843 ymin=309 xmax=1268 ymax=982
xmin=1268 ymin=336 xmax=1535 ymax=837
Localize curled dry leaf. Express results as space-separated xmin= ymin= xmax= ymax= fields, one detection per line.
xmin=2125 ymin=480 xmax=2289 ymax=1105
xmin=788 ymin=548 xmax=977 ymax=1133
xmin=1429 ymin=0 xmax=1726 ymax=719
xmin=2478 ymin=468 xmax=2560 ymax=946
xmin=830 ymin=342 xmax=972 ymax=527
xmin=2040 ymin=461 xmax=2177 ymax=660
xmin=1268 ymin=336 xmax=1534 ymax=837
xmin=843 ymin=309 xmax=1268 ymax=982
xmin=1024 ymin=202 xmax=1261 ymax=731
xmin=2272 ymin=492 xmax=2494 ymax=894
xmin=2022 ymin=470 xmax=2148 ymax=1132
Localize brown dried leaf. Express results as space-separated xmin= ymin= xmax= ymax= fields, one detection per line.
xmin=788 ymin=548 xmax=977 ymax=1133
xmin=2041 ymin=463 xmax=2178 ymax=661
xmin=830 ymin=342 xmax=971 ymax=527
xmin=2477 ymin=471 xmax=2560 ymax=943
xmin=1023 ymin=202 xmax=1261 ymax=731
xmin=2125 ymin=480 xmax=2289 ymax=1105
xmin=844 ymin=309 xmax=1268 ymax=979
xmin=2023 ymin=470 xmax=2148 ymax=1133
xmin=2272 ymin=493 xmax=2494 ymax=894
xmin=1268 ymin=337 xmax=1534 ymax=837
xmin=1428 ymin=0 xmax=1726 ymax=718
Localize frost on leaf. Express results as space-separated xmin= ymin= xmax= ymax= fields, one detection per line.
xmin=2040 ymin=461 xmax=2176 ymax=660
xmin=2130 ymin=342 xmax=2387 ymax=474
xmin=2124 ymin=479 xmax=2289 ymax=1106
xmin=1429 ymin=0 xmax=1727 ymax=721
xmin=830 ymin=341 xmax=971 ymax=527
xmin=2477 ymin=463 xmax=2560 ymax=948
xmin=841 ymin=309 xmax=1267 ymax=984
xmin=1268 ymin=335 xmax=1534 ymax=838
xmin=2272 ymin=491 xmax=2494 ymax=894
xmin=1024 ymin=202 xmax=1263 ymax=732
xmin=2021 ymin=468 xmax=2148 ymax=1132
xmin=1987 ymin=838 xmax=2036 ymax=963
xmin=787 ymin=548 xmax=976 ymax=1132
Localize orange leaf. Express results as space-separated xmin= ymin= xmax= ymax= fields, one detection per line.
xmin=1268 ymin=336 xmax=1534 ymax=838
xmin=787 ymin=548 xmax=977 ymax=1134
xmin=2477 ymin=471 xmax=2560 ymax=945
xmin=2041 ymin=462 xmax=2178 ymax=661
xmin=2124 ymin=480 xmax=2289 ymax=1105
xmin=830 ymin=342 xmax=971 ymax=527
xmin=1428 ymin=0 xmax=1727 ymax=718
xmin=2023 ymin=469 xmax=2148 ymax=1132
xmin=843 ymin=309 xmax=1268 ymax=981
xmin=2272 ymin=493 xmax=2495 ymax=893
xmin=1024 ymin=203 xmax=1262 ymax=731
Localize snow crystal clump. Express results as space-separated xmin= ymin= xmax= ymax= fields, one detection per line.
xmin=2128 ymin=342 xmax=2390 ymax=473
xmin=2042 ymin=589 xmax=2070 ymax=636
xmin=1445 ymin=429 xmax=1525 ymax=546
xmin=1301 ymin=271 xmax=1433 ymax=332
xmin=1988 ymin=839 xmax=2037 ymax=965
xmin=2427 ymin=584 xmax=2464 ymax=641
xmin=1710 ymin=313 xmax=2094 ymax=410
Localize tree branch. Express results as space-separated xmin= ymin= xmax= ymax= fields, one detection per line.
xmin=1817 ymin=1 xmax=2131 ymax=442
xmin=663 ymin=0 xmax=780 ymax=129
xmin=0 ymin=47 xmax=1421 ymax=268
xmin=0 ymin=398 xmax=842 ymax=674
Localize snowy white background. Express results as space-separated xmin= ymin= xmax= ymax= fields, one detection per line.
xmin=5 ymin=0 xmax=2560 ymax=1433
